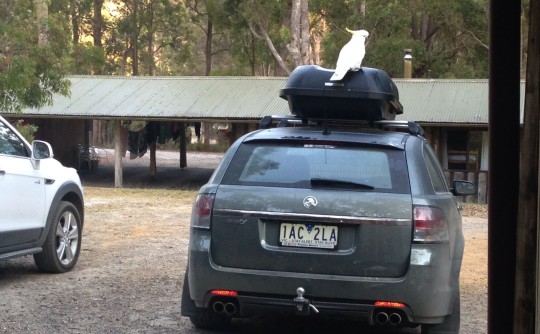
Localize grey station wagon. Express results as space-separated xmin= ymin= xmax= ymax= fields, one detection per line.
xmin=181 ymin=66 xmax=475 ymax=333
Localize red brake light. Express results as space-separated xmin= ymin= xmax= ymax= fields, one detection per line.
xmin=211 ymin=290 xmax=238 ymax=297
xmin=374 ymin=301 xmax=406 ymax=309
xmin=413 ymin=206 xmax=449 ymax=242
xmin=191 ymin=194 xmax=215 ymax=229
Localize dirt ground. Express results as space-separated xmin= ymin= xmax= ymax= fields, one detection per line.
xmin=0 ymin=151 xmax=487 ymax=334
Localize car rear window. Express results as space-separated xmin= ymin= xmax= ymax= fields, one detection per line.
xmin=222 ymin=141 xmax=410 ymax=193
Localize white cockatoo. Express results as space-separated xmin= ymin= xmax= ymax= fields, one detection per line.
xmin=329 ymin=28 xmax=369 ymax=81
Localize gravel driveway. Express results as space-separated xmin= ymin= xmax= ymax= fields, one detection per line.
xmin=0 ymin=151 xmax=487 ymax=334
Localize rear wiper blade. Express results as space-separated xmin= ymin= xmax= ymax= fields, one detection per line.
xmin=310 ymin=178 xmax=374 ymax=190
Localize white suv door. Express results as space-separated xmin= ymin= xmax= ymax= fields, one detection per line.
xmin=0 ymin=120 xmax=46 ymax=247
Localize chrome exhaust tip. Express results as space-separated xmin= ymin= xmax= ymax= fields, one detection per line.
xmin=389 ymin=312 xmax=402 ymax=325
xmin=212 ymin=301 xmax=225 ymax=313
xmin=375 ymin=311 xmax=389 ymax=325
xmin=224 ymin=302 xmax=237 ymax=315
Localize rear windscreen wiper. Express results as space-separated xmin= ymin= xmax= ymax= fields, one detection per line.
xmin=310 ymin=178 xmax=374 ymax=190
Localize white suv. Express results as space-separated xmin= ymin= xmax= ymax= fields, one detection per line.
xmin=0 ymin=115 xmax=84 ymax=273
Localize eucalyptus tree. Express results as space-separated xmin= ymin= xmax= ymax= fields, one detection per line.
xmin=186 ymin=0 xmax=232 ymax=75
xmin=47 ymin=0 xmax=106 ymax=74
xmin=219 ymin=0 xmax=272 ymax=75
xmin=231 ymin=0 xmax=293 ymax=75
xmin=313 ymin=0 xmax=490 ymax=78
xmin=0 ymin=0 xmax=70 ymax=112
xmin=104 ymin=0 xmax=192 ymax=76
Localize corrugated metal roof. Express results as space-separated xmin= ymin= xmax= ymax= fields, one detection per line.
xmin=395 ymin=80 xmax=490 ymax=124
xmin=3 ymin=75 xmax=526 ymax=125
xmin=13 ymin=76 xmax=289 ymax=121
xmin=396 ymin=80 xmax=525 ymax=125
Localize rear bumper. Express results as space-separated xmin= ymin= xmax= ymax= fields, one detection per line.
xmin=187 ymin=229 xmax=463 ymax=325
xmin=234 ymin=294 xmax=414 ymax=327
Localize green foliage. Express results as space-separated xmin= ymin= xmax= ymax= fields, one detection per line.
xmin=14 ymin=119 xmax=38 ymax=143
xmin=0 ymin=0 xmax=507 ymax=95
xmin=315 ymin=0 xmax=490 ymax=79
xmin=52 ymin=0 xmax=493 ymax=78
xmin=364 ymin=38 xmax=425 ymax=78
xmin=0 ymin=0 xmax=70 ymax=112
xmin=70 ymin=43 xmax=107 ymax=74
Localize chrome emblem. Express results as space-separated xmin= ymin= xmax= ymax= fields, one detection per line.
xmin=303 ymin=196 xmax=318 ymax=209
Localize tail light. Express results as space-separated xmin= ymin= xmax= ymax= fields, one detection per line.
xmin=211 ymin=290 xmax=238 ymax=297
xmin=374 ymin=301 xmax=406 ymax=309
xmin=413 ymin=206 xmax=449 ymax=242
xmin=191 ymin=193 xmax=215 ymax=229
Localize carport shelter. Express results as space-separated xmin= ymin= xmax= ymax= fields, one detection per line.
xmin=0 ymin=75 xmax=525 ymax=200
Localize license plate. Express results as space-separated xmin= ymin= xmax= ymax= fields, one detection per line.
xmin=280 ymin=223 xmax=338 ymax=249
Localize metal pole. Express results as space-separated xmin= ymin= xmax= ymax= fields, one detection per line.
xmin=403 ymin=49 xmax=412 ymax=79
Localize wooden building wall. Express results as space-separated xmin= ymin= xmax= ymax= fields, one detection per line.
xmin=28 ymin=118 xmax=87 ymax=169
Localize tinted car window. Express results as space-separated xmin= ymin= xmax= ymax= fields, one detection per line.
xmin=222 ymin=142 xmax=410 ymax=193
xmin=424 ymin=146 xmax=449 ymax=193
xmin=0 ymin=121 xmax=29 ymax=157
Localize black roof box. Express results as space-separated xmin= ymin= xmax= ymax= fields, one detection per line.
xmin=279 ymin=65 xmax=403 ymax=121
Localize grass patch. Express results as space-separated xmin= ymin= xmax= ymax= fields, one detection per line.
xmin=84 ymin=186 xmax=198 ymax=203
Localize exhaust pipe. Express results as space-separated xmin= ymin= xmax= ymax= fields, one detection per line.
xmin=375 ymin=312 xmax=389 ymax=325
xmin=224 ymin=302 xmax=237 ymax=315
xmin=389 ymin=312 xmax=402 ymax=325
xmin=212 ymin=300 xmax=238 ymax=315
xmin=212 ymin=301 xmax=225 ymax=313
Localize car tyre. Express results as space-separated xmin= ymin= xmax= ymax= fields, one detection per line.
xmin=422 ymin=287 xmax=460 ymax=334
xmin=34 ymin=201 xmax=82 ymax=273
xmin=181 ymin=271 xmax=231 ymax=330
xmin=189 ymin=308 xmax=231 ymax=330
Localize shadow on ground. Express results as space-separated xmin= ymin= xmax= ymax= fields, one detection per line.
xmin=78 ymin=150 xmax=222 ymax=190
xmin=79 ymin=164 xmax=215 ymax=190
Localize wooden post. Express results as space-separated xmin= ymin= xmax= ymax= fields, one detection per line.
xmin=488 ymin=0 xmax=521 ymax=332
xmin=228 ymin=123 xmax=237 ymax=147
xmin=114 ymin=120 xmax=123 ymax=188
xmin=179 ymin=122 xmax=187 ymax=169
xmin=149 ymin=140 xmax=157 ymax=179
xmin=514 ymin=0 xmax=540 ymax=331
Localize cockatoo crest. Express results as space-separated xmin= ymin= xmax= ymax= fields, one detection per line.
xmin=329 ymin=29 xmax=369 ymax=81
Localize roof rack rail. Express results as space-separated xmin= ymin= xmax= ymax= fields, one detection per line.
xmin=259 ymin=115 xmax=424 ymax=137
xmin=373 ymin=120 xmax=425 ymax=137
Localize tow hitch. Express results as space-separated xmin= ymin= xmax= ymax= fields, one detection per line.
xmin=293 ymin=287 xmax=319 ymax=315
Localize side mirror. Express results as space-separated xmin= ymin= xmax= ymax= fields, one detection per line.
xmin=32 ymin=140 xmax=54 ymax=160
xmin=452 ymin=180 xmax=476 ymax=196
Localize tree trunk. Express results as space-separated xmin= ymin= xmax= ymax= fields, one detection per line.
xmin=299 ymin=0 xmax=310 ymax=64
xmin=514 ymin=0 xmax=540 ymax=331
xmin=91 ymin=0 xmax=107 ymax=146
xmin=132 ymin=0 xmax=139 ymax=76
xmin=249 ymin=22 xmax=290 ymax=75
xmin=93 ymin=0 xmax=104 ymax=48
xmin=250 ymin=33 xmax=256 ymax=75
xmin=288 ymin=0 xmax=310 ymax=67
xmin=205 ymin=18 xmax=213 ymax=76
xmin=92 ymin=0 xmax=105 ymax=147
xmin=35 ymin=0 xmax=48 ymax=46
xmin=289 ymin=0 xmax=301 ymax=66
xmin=147 ymin=2 xmax=155 ymax=76
xmin=71 ymin=0 xmax=80 ymax=44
